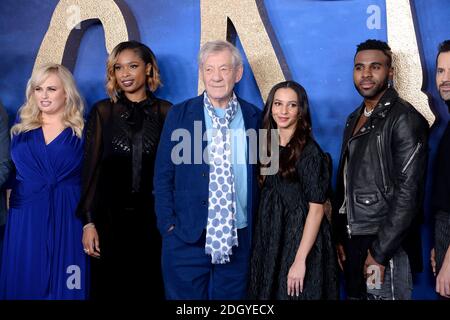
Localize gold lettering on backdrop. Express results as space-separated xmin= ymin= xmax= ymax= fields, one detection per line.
xmin=199 ymin=0 xmax=290 ymax=101
xmin=386 ymin=0 xmax=435 ymax=126
xmin=33 ymin=0 xmax=139 ymax=72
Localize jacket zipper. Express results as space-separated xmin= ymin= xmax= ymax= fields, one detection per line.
xmin=344 ymin=162 xmax=352 ymax=239
xmin=401 ymin=142 xmax=422 ymax=174
xmin=346 ymin=224 xmax=352 ymax=238
xmin=376 ymin=134 xmax=388 ymax=194
xmin=390 ymin=259 xmax=395 ymax=300
xmin=344 ymin=129 xmax=371 ymax=239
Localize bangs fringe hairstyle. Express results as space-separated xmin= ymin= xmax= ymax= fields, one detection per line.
xmin=11 ymin=63 xmax=85 ymax=138
xmin=106 ymin=40 xmax=161 ymax=102
xmin=260 ymin=80 xmax=312 ymax=184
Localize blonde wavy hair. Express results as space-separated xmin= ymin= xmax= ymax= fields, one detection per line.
xmin=11 ymin=63 xmax=85 ymax=138
xmin=106 ymin=41 xmax=161 ymax=102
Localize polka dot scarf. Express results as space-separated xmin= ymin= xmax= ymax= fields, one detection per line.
xmin=203 ymin=92 xmax=238 ymax=264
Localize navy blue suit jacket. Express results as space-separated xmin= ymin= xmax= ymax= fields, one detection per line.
xmin=154 ymin=94 xmax=261 ymax=244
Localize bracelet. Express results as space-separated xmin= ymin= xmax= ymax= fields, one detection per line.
xmin=83 ymin=223 xmax=95 ymax=230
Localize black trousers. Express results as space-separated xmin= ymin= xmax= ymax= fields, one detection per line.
xmin=342 ymin=235 xmax=376 ymax=300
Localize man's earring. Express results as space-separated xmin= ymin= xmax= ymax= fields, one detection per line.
xmin=388 ymin=79 xmax=394 ymax=88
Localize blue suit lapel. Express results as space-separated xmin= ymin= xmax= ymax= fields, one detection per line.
xmin=239 ymin=98 xmax=258 ymax=129
xmin=188 ymin=95 xmax=208 ymax=166
xmin=238 ymin=97 xmax=259 ymax=165
xmin=237 ymin=98 xmax=259 ymax=243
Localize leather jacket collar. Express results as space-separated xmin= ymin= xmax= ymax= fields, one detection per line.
xmin=349 ymin=88 xmax=399 ymax=121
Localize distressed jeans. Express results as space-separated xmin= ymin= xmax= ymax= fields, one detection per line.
xmin=366 ymin=248 xmax=413 ymax=300
xmin=343 ymin=235 xmax=413 ymax=300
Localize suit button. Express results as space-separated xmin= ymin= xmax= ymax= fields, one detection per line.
xmin=202 ymin=200 xmax=207 ymax=205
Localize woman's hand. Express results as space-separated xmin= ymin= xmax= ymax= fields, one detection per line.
xmin=430 ymin=248 xmax=436 ymax=276
xmin=82 ymin=225 xmax=100 ymax=258
xmin=287 ymin=258 xmax=306 ymax=297
xmin=436 ymin=248 xmax=450 ymax=298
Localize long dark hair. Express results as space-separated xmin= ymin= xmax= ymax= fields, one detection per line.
xmin=260 ymin=80 xmax=312 ymax=184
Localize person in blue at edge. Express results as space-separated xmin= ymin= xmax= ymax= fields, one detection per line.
xmin=154 ymin=40 xmax=261 ymax=299
xmin=430 ymin=40 xmax=450 ymax=299
xmin=0 ymin=100 xmax=12 ymax=261
xmin=0 ymin=63 xmax=88 ymax=299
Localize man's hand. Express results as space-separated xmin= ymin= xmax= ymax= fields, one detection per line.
xmin=336 ymin=244 xmax=346 ymax=271
xmin=364 ymin=250 xmax=385 ymax=284
xmin=431 ymin=248 xmax=437 ymax=276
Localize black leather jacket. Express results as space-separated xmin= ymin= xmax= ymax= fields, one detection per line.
xmin=333 ymin=88 xmax=429 ymax=269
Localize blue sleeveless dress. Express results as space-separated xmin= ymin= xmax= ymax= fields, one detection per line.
xmin=0 ymin=127 xmax=88 ymax=299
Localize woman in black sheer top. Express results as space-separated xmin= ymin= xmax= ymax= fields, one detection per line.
xmin=77 ymin=41 xmax=171 ymax=300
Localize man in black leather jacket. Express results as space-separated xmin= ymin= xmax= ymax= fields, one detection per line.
xmin=333 ymin=39 xmax=429 ymax=300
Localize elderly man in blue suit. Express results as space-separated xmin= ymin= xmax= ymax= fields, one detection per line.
xmin=0 ymin=101 xmax=12 ymax=255
xmin=154 ymin=40 xmax=261 ymax=299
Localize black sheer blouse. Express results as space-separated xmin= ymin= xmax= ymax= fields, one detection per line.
xmin=76 ymin=93 xmax=172 ymax=225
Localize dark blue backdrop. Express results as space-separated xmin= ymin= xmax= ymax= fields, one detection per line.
xmin=0 ymin=0 xmax=449 ymax=299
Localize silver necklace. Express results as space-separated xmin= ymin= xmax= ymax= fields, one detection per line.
xmin=363 ymin=106 xmax=373 ymax=117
